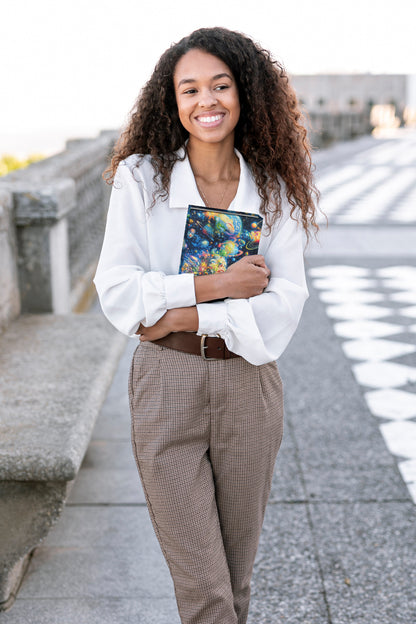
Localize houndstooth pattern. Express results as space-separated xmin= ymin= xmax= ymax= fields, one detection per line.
xmin=129 ymin=340 xmax=284 ymax=624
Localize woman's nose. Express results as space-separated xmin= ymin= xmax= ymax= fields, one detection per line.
xmin=199 ymin=89 xmax=217 ymax=108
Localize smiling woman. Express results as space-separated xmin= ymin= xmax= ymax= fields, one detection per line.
xmin=95 ymin=26 xmax=319 ymax=624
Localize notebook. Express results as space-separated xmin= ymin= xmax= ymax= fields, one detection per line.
xmin=179 ymin=205 xmax=263 ymax=275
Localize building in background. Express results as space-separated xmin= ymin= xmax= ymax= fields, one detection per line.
xmin=291 ymin=74 xmax=416 ymax=147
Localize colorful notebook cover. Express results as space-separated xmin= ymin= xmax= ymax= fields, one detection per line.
xmin=179 ymin=205 xmax=263 ymax=276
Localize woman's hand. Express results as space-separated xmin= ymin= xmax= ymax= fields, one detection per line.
xmin=223 ymin=255 xmax=270 ymax=299
xmin=136 ymin=307 xmax=199 ymax=341
xmin=194 ymin=255 xmax=270 ymax=302
xmin=136 ymin=315 xmax=173 ymax=341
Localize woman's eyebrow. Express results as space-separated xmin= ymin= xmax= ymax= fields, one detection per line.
xmin=177 ymin=73 xmax=233 ymax=88
xmin=212 ymin=73 xmax=232 ymax=81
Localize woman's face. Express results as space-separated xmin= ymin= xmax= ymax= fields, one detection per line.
xmin=173 ymin=49 xmax=240 ymax=148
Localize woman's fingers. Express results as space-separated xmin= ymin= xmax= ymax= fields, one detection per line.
xmin=245 ymin=254 xmax=268 ymax=269
xmin=227 ymin=255 xmax=270 ymax=274
xmin=223 ymin=256 xmax=271 ymax=298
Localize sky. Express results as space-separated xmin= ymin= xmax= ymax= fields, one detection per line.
xmin=1 ymin=0 xmax=416 ymax=155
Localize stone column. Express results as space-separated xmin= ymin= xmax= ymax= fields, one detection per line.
xmin=0 ymin=189 xmax=20 ymax=331
xmin=12 ymin=178 xmax=75 ymax=313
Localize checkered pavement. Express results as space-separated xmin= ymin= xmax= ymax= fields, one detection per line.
xmin=316 ymin=133 xmax=416 ymax=225
xmin=309 ymin=264 xmax=416 ymax=503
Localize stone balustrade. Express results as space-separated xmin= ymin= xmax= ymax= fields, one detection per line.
xmin=0 ymin=131 xmax=125 ymax=611
xmin=0 ymin=131 xmax=117 ymax=319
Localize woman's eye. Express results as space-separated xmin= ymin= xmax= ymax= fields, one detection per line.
xmin=215 ymin=84 xmax=229 ymax=91
xmin=183 ymin=88 xmax=197 ymax=95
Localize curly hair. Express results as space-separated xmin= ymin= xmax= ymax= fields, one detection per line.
xmin=104 ymin=27 xmax=319 ymax=238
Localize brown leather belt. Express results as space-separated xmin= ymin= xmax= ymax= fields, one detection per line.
xmin=151 ymin=332 xmax=240 ymax=360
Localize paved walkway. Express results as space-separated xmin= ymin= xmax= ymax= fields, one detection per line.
xmin=3 ymin=131 xmax=416 ymax=623
xmin=315 ymin=130 xmax=416 ymax=225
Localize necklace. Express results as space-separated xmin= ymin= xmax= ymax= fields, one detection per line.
xmin=187 ymin=147 xmax=239 ymax=209
xmin=196 ymin=180 xmax=228 ymax=209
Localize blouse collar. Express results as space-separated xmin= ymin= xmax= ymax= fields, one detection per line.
xmin=168 ymin=146 xmax=262 ymax=215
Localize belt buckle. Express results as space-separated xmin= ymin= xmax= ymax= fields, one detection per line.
xmin=200 ymin=334 xmax=217 ymax=360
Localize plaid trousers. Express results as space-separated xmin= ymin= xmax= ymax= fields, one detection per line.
xmin=129 ymin=341 xmax=284 ymax=624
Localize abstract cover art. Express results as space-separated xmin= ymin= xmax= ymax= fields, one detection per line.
xmin=179 ymin=205 xmax=263 ymax=276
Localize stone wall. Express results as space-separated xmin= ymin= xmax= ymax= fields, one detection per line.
xmin=0 ymin=131 xmax=117 ymax=317
xmin=0 ymin=190 xmax=20 ymax=333
xmin=306 ymin=111 xmax=372 ymax=148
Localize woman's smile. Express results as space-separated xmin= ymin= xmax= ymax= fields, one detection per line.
xmin=194 ymin=112 xmax=225 ymax=127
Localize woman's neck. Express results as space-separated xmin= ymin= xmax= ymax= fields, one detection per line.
xmin=186 ymin=136 xmax=239 ymax=184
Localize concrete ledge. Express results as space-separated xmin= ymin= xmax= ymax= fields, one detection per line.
xmin=0 ymin=314 xmax=126 ymax=610
xmin=0 ymin=314 xmax=126 ymax=480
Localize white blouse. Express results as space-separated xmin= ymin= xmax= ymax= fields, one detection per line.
xmin=94 ymin=148 xmax=309 ymax=366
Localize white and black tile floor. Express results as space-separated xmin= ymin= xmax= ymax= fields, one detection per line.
xmin=308 ymin=264 xmax=416 ymax=503
xmin=315 ymin=132 xmax=416 ymax=225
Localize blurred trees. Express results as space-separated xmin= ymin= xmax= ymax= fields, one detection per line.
xmin=0 ymin=153 xmax=45 ymax=176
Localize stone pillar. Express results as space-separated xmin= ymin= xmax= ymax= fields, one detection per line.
xmin=13 ymin=178 xmax=75 ymax=314
xmin=0 ymin=190 xmax=20 ymax=332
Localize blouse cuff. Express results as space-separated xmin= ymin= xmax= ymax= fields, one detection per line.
xmin=196 ymin=301 xmax=227 ymax=336
xmin=164 ymin=273 xmax=196 ymax=310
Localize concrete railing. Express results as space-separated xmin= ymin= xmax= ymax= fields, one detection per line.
xmin=0 ymin=314 xmax=126 ymax=610
xmin=0 ymin=131 xmax=127 ymax=611
xmin=0 ymin=130 xmax=117 ymax=318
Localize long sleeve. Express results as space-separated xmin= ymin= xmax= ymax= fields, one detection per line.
xmin=94 ymin=159 xmax=196 ymax=336
xmin=196 ymin=206 xmax=309 ymax=365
